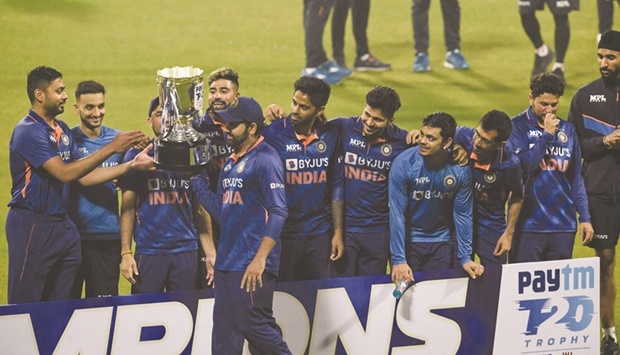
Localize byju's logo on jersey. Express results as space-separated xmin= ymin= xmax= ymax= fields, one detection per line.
xmin=148 ymin=178 xmax=160 ymax=191
xmin=286 ymin=159 xmax=298 ymax=171
xmin=590 ymin=95 xmax=606 ymax=103
xmin=381 ymin=144 xmax=392 ymax=156
xmin=345 ymin=152 xmax=358 ymax=165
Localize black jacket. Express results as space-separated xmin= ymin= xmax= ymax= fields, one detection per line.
xmin=568 ymin=78 xmax=620 ymax=202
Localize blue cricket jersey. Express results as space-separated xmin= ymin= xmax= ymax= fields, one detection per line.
xmin=8 ymin=110 xmax=82 ymax=216
xmin=191 ymin=137 xmax=288 ymax=275
xmin=507 ymin=108 xmax=591 ymax=233
xmin=117 ymin=141 xmax=198 ymax=254
xmin=195 ymin=112 xmax=234 ymax=192
xmin=389 ymin=146 xmax=474 ymax=266
xmin=69 ymin=125 xmax=123 ymax=240
xmin=454 ymin=126 xmax=523 ymax=237
xmin=332 ymin=116 xmax=409 ymax=233
xmin=262 ymin=116 xmax=344 ymax=239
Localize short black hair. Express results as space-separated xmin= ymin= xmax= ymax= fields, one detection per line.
xmin=148 ymin=96 xmax=160 ymax=117
xmin=422 ymin=112 xmax=456 ymax=141
xmin=27 ymin=66 xmax=62 ymax=104
xmin=208 ymin=67 xmax=239 ymax=89
xmin=366 ymin=86 xmax=401 ymax=119
xmin=294 ymin=76 xmax=331 ymax=108
xmin=479 ymin=110 xmax=512 ymax=142
xmin=530 ymin=72 xmax=564 ymax=98
xmin=75 ymin=80 xmax=105 ymax=101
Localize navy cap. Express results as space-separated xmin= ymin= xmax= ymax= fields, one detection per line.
xmin=148 ymin=96 xmax=160 ymax=117
xmin=216 ymin=97 xmax=265 ymax=126
xmin=599 ymin=30 xmax=620 ymax=52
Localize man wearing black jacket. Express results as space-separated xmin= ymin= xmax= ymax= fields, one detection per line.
xmin=568 ymin=29 xmax=620 ymax=355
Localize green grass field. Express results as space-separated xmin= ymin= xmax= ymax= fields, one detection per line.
xmin=0 ymin=0 xmax=617 ymax=310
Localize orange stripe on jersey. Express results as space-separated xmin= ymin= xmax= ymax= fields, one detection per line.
xmin=51 ymin=122 xmax=63 ymax=148
xmin=21 ymin=161 xmax=33 ymax=198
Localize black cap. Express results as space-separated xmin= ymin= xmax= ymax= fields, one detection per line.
xmin=148 ymin=96 xmax=160 ymax=117
xmin=599 ymin=30 xmax=620 ymax=52
xmin=216 ymin=97 xmax=265 ymax=126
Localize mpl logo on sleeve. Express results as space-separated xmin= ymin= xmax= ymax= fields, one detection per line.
xmin=493 ymin=258 xmax=599 ymax=355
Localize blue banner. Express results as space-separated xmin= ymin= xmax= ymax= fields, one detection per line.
xmin=0 ymin=258 xmax=599 ymax=354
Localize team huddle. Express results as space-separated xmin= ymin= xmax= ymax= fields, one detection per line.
xmin=8 ymin=30 xmax=620 ymax=355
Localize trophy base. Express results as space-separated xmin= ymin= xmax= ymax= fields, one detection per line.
xmin=154 ymin=137 xmax=211 ymax=171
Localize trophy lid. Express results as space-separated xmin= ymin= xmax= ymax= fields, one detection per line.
xmin=157 ymin=66 xmax=203 ymax=79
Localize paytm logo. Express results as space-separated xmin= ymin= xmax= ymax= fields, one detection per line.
xmin=590 ymin=95 xmax=606 ymax=103
xmin=518 ymin=264 xmax=594 ymax=294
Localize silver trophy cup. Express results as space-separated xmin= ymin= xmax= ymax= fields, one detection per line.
xmin=154 ymin=66 xmax=210 ymax=170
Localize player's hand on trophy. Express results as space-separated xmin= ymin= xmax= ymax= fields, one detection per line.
xmin=263 ymin=104 xmax=287 ymax=122
xmin=462 ymin=261 xmax=484 ymax=279
xmin=110 ymin=130 xmax=149 ymax=154
xmin=130 ymin=143 xmax=155 ymax=171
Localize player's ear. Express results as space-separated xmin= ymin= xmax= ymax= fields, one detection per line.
xmin=443 ymin=137 xmax=453 ymax=149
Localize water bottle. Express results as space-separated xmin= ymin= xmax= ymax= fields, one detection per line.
xmin=393 ymin=280 xmax=409 ymax=299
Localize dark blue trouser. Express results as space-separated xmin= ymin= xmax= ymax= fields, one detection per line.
xmin=6 ymin=208 xmax=81 ymax=304
xmin=279 ymin=233 xmax=331 ymax=281
xmin=512 ymin=231 xmax=575 ymax=263
xmin=406 ymin=241 xmax=454 ymax=272
xmin=131 ymin=250 xmax=198 ymax=294
xmin=212 ymin=270 xmax=291 ymax=355
xmin=332 ymin=230 xmax=389 ymax=277
xmin=474 ymin=233 xmax=508 ymax=266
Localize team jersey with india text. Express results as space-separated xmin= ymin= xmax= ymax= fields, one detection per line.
xmin=69 ymin=125 xmax=123 ymax=240
xmin=191 ymin=137 xmax=288 ymax=274
xmin=195 ymin=112 xmax=234 ymax=192
xmin=117 ymin=142 xmax=198 ymax=254
xmin=8 ymin=110 xmax=82 ymax=216
xmin=262 ymin=116 xmax=344 ymax=239
xmin=454 ymin=126 xmax=523 ymax=237
xmin=507 ymin=108 xmax=591 ymax=233
xmin=331 ymin=116 xmax=409 ymax=233
xmin=389 ymin=146 xmax=473 ymax=266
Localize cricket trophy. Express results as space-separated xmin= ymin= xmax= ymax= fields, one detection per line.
xmin=154 ymin=66 xmax=210 ymax=170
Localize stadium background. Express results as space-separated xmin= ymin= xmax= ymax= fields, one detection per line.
xmin=0 ymin=0 xmax=616 ymax=306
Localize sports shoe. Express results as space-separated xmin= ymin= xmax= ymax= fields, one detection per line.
xmin=301 ymin=66 xmax=343 ymax=85
xmin=601 ymin=336 xmax=620 ymax=355
xmin=321 ymin=60 xmax=353 ymax=78
xmin=413 ymin=52 xmax=430 ymax=73
xmin=354 ymin=53 xmax=391 ymax=71
xmin=531 ymin=49 xmax=555 ymax=77
xmin=551 ymin=67 xmax=565 ymax=85
xmin=444 ymin=49 xmax=470 ymax=70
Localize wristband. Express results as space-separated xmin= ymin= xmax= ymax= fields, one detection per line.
xmin=121 ymin=250 xmax=133 ymax=256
